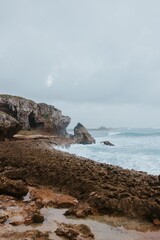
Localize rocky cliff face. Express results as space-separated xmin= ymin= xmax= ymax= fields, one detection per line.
xmin=0 ymin=95 xmax=71 ymax=136
xmin=0 ymin=111 xmax=22 ymax=140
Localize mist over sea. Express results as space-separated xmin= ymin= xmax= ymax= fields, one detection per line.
xmin=56 ymin=128 xmax=160 ymax=175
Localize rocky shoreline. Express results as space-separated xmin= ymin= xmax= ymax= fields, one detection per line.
xmin=0 ymin=136 xmax=160 ymax=239
xmin=0 ymin=94 xmax=160 ymax=239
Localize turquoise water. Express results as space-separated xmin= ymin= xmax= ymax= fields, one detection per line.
xmin=56 ymin=128 xmax=160 ymax=175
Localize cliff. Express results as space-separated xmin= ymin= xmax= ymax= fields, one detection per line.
xmin=0 ymin=94 xmax=71 ymax=136
xmin=0 ymin=111 xmax=22 ymax=140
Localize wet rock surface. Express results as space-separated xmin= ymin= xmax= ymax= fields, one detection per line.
xmin=0 ymin=194 xmax=44 ymax=226
xmin=0 ymin=176 xmax=28 ymax=198
xmin=65 ymin=203 xmax=94 ymax=218
xmin=0 ymin=228 xmax=50 ymax=240
xmin=101 ymin=140 xmax=115 ymax=146
xmin=0 ymin=193 xmax=160 ymax=240
xmin=31 ymin=210 xmax=44 ymax=223
xmin=0 ymin=138 xmax=160 ymax=226
xmin=30 ymin=186 xmax=78 ymax=208
xmin=55 ymin=222 xmax=94 ymax=239
xmin=0 ymin=213 xmax=8 ymax=223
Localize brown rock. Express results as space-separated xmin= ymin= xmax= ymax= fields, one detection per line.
xmin=153 ymin=219 xmax=160 ymax=225
xmin=65 ymin=203 xmax=93 ymax=218
xmin=0 ymin=176 xmax=28 ymax=198
xmin=1 ymin=139 xmax=160 ymax=222
xmin=31 ymin=211 xmax=44 ymax=223
xmin=27 ymin=230 xmax=49 ymax=240
xmin=0 ymin=213 xmax=8 ymax=223
xmin=151 ymin=213 xmax=160 ymax=225
xmin=55 ymin=223 xmax=94 ymax=239
xmin=30 ymin=187 xmax=78 ymax=208
xmin=74 ymin=123 xmax=95 ymax=144
xmin=0 ymin=229 xmax=50 ymax=240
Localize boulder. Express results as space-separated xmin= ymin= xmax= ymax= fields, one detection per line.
xmin=0 ymin=176 xmax=28 ymax=198
xmin=0 ymin=213 xmax=8 ymax=224
xmin=64 ymin=203 xmax=93 ymax=218
xmin=0 ymin=94 xmax=71 ymax=136
xmin=101 ymin=141 xmax=115 ymax=146
xmin=0 ymin=229 xmax=50 ymax=240
xmin=0 ymin=111 xmax=22 ymax=140
xmin=31 ymin=211 xmax=44 ymax=223
xmin=55 ymin=223 xmax=94 ymax=240
xmin=30 ymin=187 xmax=78 ymax=208
xmin=74 ymin=123 xmax=95 ymax=144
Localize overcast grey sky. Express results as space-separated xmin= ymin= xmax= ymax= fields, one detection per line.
xmin=1 ymin=0 xmax=160 ymax=128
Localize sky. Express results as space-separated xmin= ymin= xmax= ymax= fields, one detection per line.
xmin=1 ymin=0 xmax=160 ymax=128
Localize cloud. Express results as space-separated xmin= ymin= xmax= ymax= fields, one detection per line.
xmin=1 ymin=0 xmax=160 ymax=127
xmin=46 ymin=75 xmax=53 ymax=87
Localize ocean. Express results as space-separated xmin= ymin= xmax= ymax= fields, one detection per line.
xmin=55 ymin=128 xmax=160 ymax=176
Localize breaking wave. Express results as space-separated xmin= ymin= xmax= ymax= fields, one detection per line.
xmin=55 ymin=128 xmax=160 ymax=175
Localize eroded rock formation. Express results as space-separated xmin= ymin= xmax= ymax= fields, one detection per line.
xmin=74 ymin=123 xmax=95 ymax=144
xmin=0 ymin=111 xmax=22 ymax=140
xmin=101 ymin=141 xmax=115 ymax=146
xmin=0 ymin=176 xmax=28 ymax=198
xmin=1 ymin=139 xmax=160 ymax=223
xmin=55 ymin=223 xmax=94 ymax=240
xmin=0 ymin=94 xmax=71 ymax=135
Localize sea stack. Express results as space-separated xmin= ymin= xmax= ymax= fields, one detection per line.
xmin=74 ymin=122 xmax=95 ymax=144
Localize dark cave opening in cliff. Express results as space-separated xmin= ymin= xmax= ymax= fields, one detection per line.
xmin=28 ymin=112 xmax=44 ymax=129
xmin=29 ymin=112 xmax=36 ymax=128
xmin=0 ymin=103 xmax=17 ymax=119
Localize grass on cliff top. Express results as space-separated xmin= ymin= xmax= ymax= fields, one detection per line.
xmin=0 ymin=94 xmax=23 ymax=99
xmin=0 ymin=94 xmax=36 ymax=104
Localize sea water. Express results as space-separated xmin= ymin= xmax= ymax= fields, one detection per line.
xmin=56 ymin=128 xmax=160 ymax=175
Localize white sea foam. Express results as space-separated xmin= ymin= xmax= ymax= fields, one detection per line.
xmin=108 ymin=131 xmax=121 ymax=136
xmin=55 ymin=128 xmax=160 ymax=175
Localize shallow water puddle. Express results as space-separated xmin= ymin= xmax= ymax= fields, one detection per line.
xmin=14 ymin=207 xmax=160 ymax=240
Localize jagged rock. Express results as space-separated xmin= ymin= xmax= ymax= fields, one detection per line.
xmin=37 ymin=103 xmax=70 ymax=135
xmin=55 ymin=223 xmax=94 ymax=240
xmin=101 ymin=141 xmax=115 ymax=146
xmin=0 ymin=94 xmax=71 ymax=135
xmin=0 ymin=111 xmax=22 ymax=140
xmin=31 ymin=211 xmax=44 ymax=223
xmin=74 ymin=123 xmax=95 ymax=144
xmin=65 ymin=203 xmax=93 ymax=218
xmin=30 ymin=187 xmax=78 ymax=208
xmin=0 ymin=213 xmax=8 ymax=223
xmin=0 ymin=229 xmax=50 ymax=240
xmin=1 ymin=140 xmax=160 ymax=222
xmin=151 ymin=214 xmax=160 ymax=225
xmin=0 ymin=176 xmax=28 ymax=198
